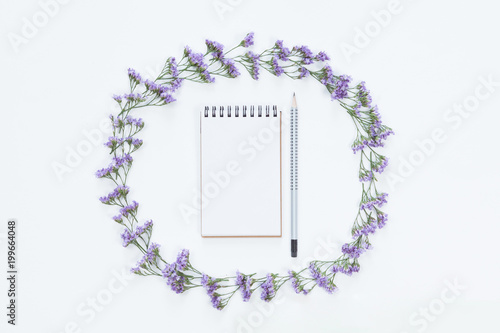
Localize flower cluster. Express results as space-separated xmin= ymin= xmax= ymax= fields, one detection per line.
xmin=353 ymin=218 xmax=378 ymax=238
xmin=167 ymin=57 xmax=179 ymax=77
xmin=95 ymin=154 xmax=133 ymax=178
xmin=206 ymin=39 xmax=224 ymax=60
xmin=185 ymin=46 xmax=215 ymax=83
xmin=131 ymin=243 xmax=160 ymax=274
xmin=331 ymin=75 xmax=351 ymax=100
xmin=341 ymin=243 xmax=365 ymax=259
xmin=162 ymin=249 xmax=190 ymax=294
xmin=120 ymin=219 xmax=153 ymax=247
xmin=220 ymin=58 xmax=241 ymax=78
xmin=246 ymin=51 xmax=260 ymax=80
xmin=241 ymin=32 xmax=254 ymax=47
xmin=352 ymin=212 xmax=389 ymax=238
xmin=104 ymin=136 xmax=143 ymax=151
xmin=297 ymin=67 xmax=308 ymax=80
xmin=201 ymin=274 xmax=223 ymax=310
xmin=113 ymin=93 xmax=145 ymax=104
xmin=332 ymin=263 xmax=360 ymax=276
xmin=360 ymin=193 xmax=388 ymax=211
xmin=99 ymin=185 xmax=129 ymax=205
xmin=288 ymin=271 xmax=309 ymax=295
xmin=293 ymin=45 xmax=314 ymax=65
xmin=235 ymin=272 xmax=253 ymax=302
xmin=128 ymin=68 xmax=142 ymax=84
xmin=119 ymin=200 xmax=139 ymax=217
xmin=260 ymin=274 xmax=276 ymax=302
xmin=309 ymin=263 xmax=336 ymax=294
xmin=271 ymin=56 xmax=284 ymax=77
xmin=274 ymin=40 xmax=290 ymax=61
xmin=110 ymin=114 xmax=144 ymax=130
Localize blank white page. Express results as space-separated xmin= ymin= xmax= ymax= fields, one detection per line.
xmin=200 ymin=107 xmax=282 ymax=237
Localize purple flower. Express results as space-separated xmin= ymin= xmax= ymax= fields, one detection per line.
xmin=119 ymin=200 xmax=139 ymax=217
xmin=331 ymin=75 xmax=351 ymax=100
xmin=352 ymin=141 xmax=366 ymax=154
xmin=169 ymin=78 xmax=183 ymax=92
xmin=320 ymin=65 xmax=334 ymax=85
xmin=298 ymin=67 xmax=309 ymax=79
xmin=168 ymin=57 xmax=179 ymax=78
xmin=359 ymin=170 xmax=373 ymax=183
xmin=206 ymin=39 xmax=224 ymax=59
xmin=112 ymin=215 xmax=123 ymax=223
xmin=95 ymin=166 xmax=113 ymax=178
xmin=124 ymin=93 xmax=144 ymax=102
xmin=221 ymin=58 xmax=240 ymax=78
xmin=377 ymin=213 xmax=388 ymax=228
xmin=160 ymin=92 xmax=176 ymax=104
xmin=275 ymin=40 xmax=290 ymax=61
xmin=113 ymin=94 xmax=123 ymax=103
xmin=246 ymin=51 xmax=260 ymax=80
xmin=315 ymin=51 xmax=330 ymax=62
xmin=341 ymin=244 xmax=365 ymax=259
xmin=235 ymin=271 xmax=253 ymax=302
xmin=201 ymin=273 xmax=223 ymax=310
xmin=128 ymin=68 xmax=142 ymax=84
xmin=162 ymin=262 xmax=186 ymax=294
xmin=353 ymin=101 xmax=362 ymax=117
xmin=128 ymin=116 xmax=143 ymax=127
xmin=104 ymin=136 xmax=124 ymax=148
xmin=309 ymin=263 xmax=336 ymax=293
xmin=99 ymin=185 xmax=129 ymax=204
xmin=260 ymin=274 xmax=276 ymax=302
xmin=120 ymin=219 xmax=153 ymax=247
xmin=131 ymin=243 xmax=161 ymax=274
xmin=184 ymin=46 xmax=215 ymax=83
xmin=332 ymin=264 xmax=360 ymax=276
xmin=271 ymin=56 xmax=284 ymax=77
xmin=121 ymin=229 xmax=136 ymax=247
xmin=294 ymin=45 xmax=314 ymax=65
xmin=360 ymin=193 xmax=388 ymax=211
xmin=288 ymin=270 xmax=308 ymax=295
xmin=242 ymin=32 xmax=254 ymax=47
xmin=175 ymin=249 xmax=189 ymax=270
xmin=357 ymin=81 xmax=372 ymax=107
xmin=352 ymin=218 xmax=379 ymax=238
xmin=106 ymin=153 xmax=133 ymax=173
xmin=373 ymin=157 xmax=389 ymax=174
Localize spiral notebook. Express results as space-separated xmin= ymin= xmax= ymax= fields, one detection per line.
xmin=200 ymin=105 xmax=282 ymax=237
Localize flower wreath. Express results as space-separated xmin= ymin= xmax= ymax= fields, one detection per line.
xmin=96 ymin=33 xmax=394 ymax=310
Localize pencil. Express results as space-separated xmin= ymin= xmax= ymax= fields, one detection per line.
xmin=290 ymin=93 xmax=298 ymax=257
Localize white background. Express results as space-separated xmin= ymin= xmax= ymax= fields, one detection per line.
xmin=1 ymin=0 xmax=499 ymax=332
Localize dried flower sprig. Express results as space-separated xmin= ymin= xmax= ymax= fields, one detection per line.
xmin=97 ymin=32 xmax=394 ymax=310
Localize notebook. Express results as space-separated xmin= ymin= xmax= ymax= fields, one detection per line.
xmin=200 ymin=105 xmax=282 ymax=237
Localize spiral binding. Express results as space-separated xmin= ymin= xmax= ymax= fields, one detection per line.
xmin=290 ymin=107 xmax=298 ymax=191
xmin=203 ymin=105 xmax=278 ymax=117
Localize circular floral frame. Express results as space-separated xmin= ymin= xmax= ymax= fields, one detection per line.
xmin=96 ymin=32 xmax=394 ymax=310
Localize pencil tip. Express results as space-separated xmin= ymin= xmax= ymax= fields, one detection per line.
xmin=292 ymin=93 xmax=297 ymax=108
xmin=293 ymin=92 xmax=295 ymax=96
